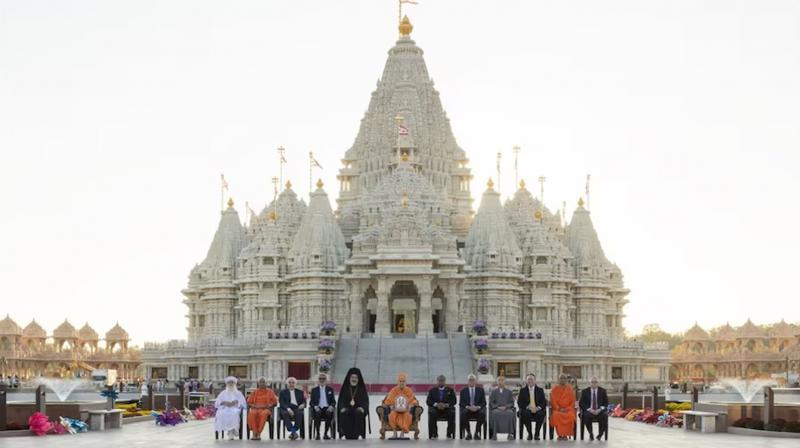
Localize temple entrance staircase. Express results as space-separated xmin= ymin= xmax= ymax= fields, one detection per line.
xmin=331 ymin=334 xmax=473 ymax=385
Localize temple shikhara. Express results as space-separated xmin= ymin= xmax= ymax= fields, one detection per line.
xmin=143 ymin=17 xmax=670 ymax=386
xmin=0 ymin=316 xmax=141 ymax=379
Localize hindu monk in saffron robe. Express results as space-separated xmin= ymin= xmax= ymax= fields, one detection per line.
xmin=384 ymin=373 xmax=417 ymax=436
xmin=549 ymin=374 xmax=576 ymax=439
xmin=247 ymin=377 xmax=278 ymax=440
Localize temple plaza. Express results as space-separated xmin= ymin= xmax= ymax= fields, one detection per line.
xmin=0 ymin=412 xmax=798 ymax=448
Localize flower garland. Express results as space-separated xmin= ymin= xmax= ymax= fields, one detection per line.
xmin=28 ymin=412 xmax=87 ymax=436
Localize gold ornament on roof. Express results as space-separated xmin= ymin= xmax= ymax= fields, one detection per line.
xmin=578 ymin=197 xmax=585 ymax=207
xmin=268 ymin=210 xmax=277 ymax=221
xmin=487 ymin=178 xmax=494 ymax=190
xmin=401 ymin=152 xmax=409 ymax=162
xmin=534 ymin=210 xmax=543 ymax=221
xmin=285 ymin=180 xmax=292 ymax=189
xmin=399 ymin=15 xmax=413 ymax=37
xmin=519 ymin=179 xmax=526 ymax=189
xmin=316 ymin=178 xmax=324 ymax=189
xmin=227 ymin=198 xmax=234 ymax=208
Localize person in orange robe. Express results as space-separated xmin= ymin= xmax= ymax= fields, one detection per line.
xmin=247 ymin=377 xmax=278 ymax=440
xmin=383 ymin=373 xmax=417 ymax=438
xmin=549 ymin=374 xmax=577 ymax=440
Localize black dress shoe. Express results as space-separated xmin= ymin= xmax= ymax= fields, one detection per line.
xmin=465 ymin=434 xmax=472 ymax=440
xmin=323 ymin=434 xmax=331 ymax=440
xmin=315 ymin=435 xmax=321 ymax=440
xmin=527 ymin=434 xmax=533 ymax=441
xmin=534 ymin=436 xmax=541 ymax=441
xmin=475 ymin=434 xmax=482 ymax=441
xmin=589 ymin=434 xmax=595 ymax=441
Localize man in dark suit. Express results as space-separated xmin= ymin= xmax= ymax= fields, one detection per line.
xmin=310 ymin=373 xmax=336 ymax=440
xmin=578 ymin=376 xmax=608 ymax=440
xmin=426 ymin=374 xmax=457 ymax=439
xmin=517 ymin=373 xmax=547 ymax=440
xmin=458 ymin=374 xmax=486 ymax=440
xmin=278 ymin=377 xmax=307 ymax=440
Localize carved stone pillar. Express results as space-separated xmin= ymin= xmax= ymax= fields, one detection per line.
xmin=349 ymin=281 xmax=363 ymax=334
xmin=446 ymin=281 xmax=460 ymax=333
xmin=375 ymin=277 xmax=391 ymax=336
xmin=417 ymin=276 xmax=433 ymax=336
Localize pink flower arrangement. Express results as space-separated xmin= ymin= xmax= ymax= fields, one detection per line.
xmin=28 ymin=412 xmax=54 ymax=436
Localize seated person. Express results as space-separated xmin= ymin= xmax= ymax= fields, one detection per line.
xmin=214 ymin=376 xmax=246 ymax=439
xmin=310 ymin=373 xmax=336 ymax=440
xmin=458 ymin=374 xmax=486 ymax=440
xmin=489 ymin=375 xmax=516 ymax=440
xmin=550 ymin=374 xmax=577 ymax=440
xmin=579 ymin=376 xmax=608 ymax=440
xmin=426 ymin=374 xmax=456 ymax=439
xmin=246 ymin=377 xmax=277 ymax=440
xmin=382 ymin=373 xmax=418 ymax=438
xmin=518 ymin=373 xmax=547 ymax=440
xmin=278 ymin=377 xmax=306 ymax=440
xmin=337 ymin=368 xmax=369 ymax=440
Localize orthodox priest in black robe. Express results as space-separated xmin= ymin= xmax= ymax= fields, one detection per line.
xmin=337 ymin=367 xmax=370 ymax=439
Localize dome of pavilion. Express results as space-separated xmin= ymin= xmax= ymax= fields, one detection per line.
xmin=105 ymin=322 xmax=129 ymax=341
xmin=714 ymin=323 xmax=737 ymax=341
xmin=53 ymin=319 xmax=78 ymax=339
xmin=0 ymin=314 xmax=22 ymax=335
xmin=22 ymin=320 xmax=47 ymax=338
xmin=768 ymin=320 xmax=798 ymax=338
xmin=737 ymin=319 xmax=766 ymax=339
xmin=684 ymin=323 xmax=709 ymax=341
xmin=78 ymin=323 xmax=99 ymax=341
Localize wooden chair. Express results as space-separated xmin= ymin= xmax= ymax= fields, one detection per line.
xmin=459 ymin=410 xmax=488 ymax=440
xmin=579 ymin=410 xmax=609 ymax=440
xmin=276 ymin=406 xmax=306 ymax=439
xmin=309 ymin=406 xmax=337 ymax=439
xmin=376 ymin=400 xmax=424 ymax=440
xmin=214 ymin=409 xmax=245 ymax=440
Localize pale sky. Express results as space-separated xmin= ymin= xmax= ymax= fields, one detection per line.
xmin=1 ymin=0 xmax=798 ymax=345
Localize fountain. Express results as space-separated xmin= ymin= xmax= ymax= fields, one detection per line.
xmin=34 ymin=377 xmax=91 ymax=402
xmin=718 ymin=378 xmax=777 ymax=403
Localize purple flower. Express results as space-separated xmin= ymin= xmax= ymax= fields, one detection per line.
xmin=477 ymin=359 xmax=490 ymax=374
xmin=474 ymin=338 xmax=489 ymax=351
xmin=320 ymin=320 xmax=337 ymax=331
xmin=510 ymin=332 xmax=517 ymax=339
xmin=472 ymin=320 xmax=487 ymax=334
xmin=319 ymin=339 xmax=334 ymax=350
xmin=490 ymin=332 xmax=499 ymax=339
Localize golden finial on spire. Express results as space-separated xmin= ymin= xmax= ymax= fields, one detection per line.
xmin=227 ymin=198 xmax=234 ymax=208
xmin=534 ymin=210 xmax=543 ymax=221
xmin=519 ymin=179 xmax=526 ymax=189
xmin=400 ymin=152 xmax=409 ymax=162
xmin=487 ymin=178 xmax=494 ymax=190
xmin=399 ymin=15 xmax=413 ymax=37
xmin=285 ymin=180 xmax=292 ymax=189
xmin=268 ymin=210 xmax=277 ymax=221
xmin=577 ymin=197 xmax=585 ymax=207
xmin=316 ymin=178 xmax=324 ymax=189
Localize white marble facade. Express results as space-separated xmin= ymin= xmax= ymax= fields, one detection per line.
xmin=143 ymin=17 xmax=669 ymax=387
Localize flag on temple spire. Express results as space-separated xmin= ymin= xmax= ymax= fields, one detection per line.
xmin=221 ymin=174 xmax=229 ymax=190
xmin=398 ymin=124 xmax=409 ymax=135
xmin=310 ymin=152 xmax=322 ymax=169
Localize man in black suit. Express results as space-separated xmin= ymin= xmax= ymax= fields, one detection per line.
xmin=517 ymin=373 xmax=547 ymax=440
xmin=278 ymin=377 xmax=307 ymax=440
xmin=426 ymin=374 xmax=457 ymax=439
xmin=458 ymin=374 xmax=486 ymax=440
xmin=578 ymin=376 xmax=608 ymax=440
xmin=310 ymin=373 xmax=336 ymax=440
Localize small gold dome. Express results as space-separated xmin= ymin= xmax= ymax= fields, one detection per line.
xmin=577 ymin=197 xmax=585 ymax=207
xmin=227 ymin=198 xmax=235 ymax=208
xmin=285 ymin=180 xmax=292 ymax=189
xmin=519 ymin=179 xmax=526 ymax=189
xmin=316 ymin=178 xmax=324 ymax=189
xmin=399 ymin=15 xmax=413 ymax=37
xmin=487 ymin=178 xmax=494 ymax=189
xmin=400 ymin=152 xmax=409 ymax=162
xmin=534 ymin=210 xmax=543 ymax=220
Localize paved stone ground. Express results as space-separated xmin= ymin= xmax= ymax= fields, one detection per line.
xmin=1 ymin=417 xmax=797 ymax=448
